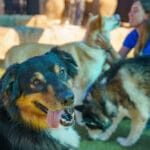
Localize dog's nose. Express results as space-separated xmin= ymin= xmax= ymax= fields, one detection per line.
xmin=57 ymin=90 xmax=74 ymax=106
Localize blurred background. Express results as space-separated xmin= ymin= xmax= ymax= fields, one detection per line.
xmin=0 ymin=0 xmax=135 ymax=76
xmin=0 ymin=0 xmax=134 ymax=26
xmin=0 ymin=0 xmax=135 ymax=60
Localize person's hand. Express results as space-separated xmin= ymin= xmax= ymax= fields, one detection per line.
xmin=96 ymin=33 xmax=112 ymax=51
xmin=96 ymin=33 xmax=121 ymax=59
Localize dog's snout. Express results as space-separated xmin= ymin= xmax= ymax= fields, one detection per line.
xmin=57 ymin=90 xmax=74 ymax=106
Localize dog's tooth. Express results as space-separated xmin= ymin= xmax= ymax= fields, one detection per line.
xmin=60 ymin=108 xmax=74 ymax=126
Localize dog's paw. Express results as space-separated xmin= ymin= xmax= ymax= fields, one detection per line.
xmin=99 ymin=133 xmax=110 ymax=141
xmin=116 ymin=137 xmax=133 ymax=147
xmin=88 ymin=132 xmax=100 ymax=140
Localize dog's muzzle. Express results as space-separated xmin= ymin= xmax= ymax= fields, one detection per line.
xmin=34 ymin=101 xmax=75 ymax=128
xmin=57 ymin=90 xmax=74 ymax=106
xmin=60 ymin=108 xmax=75 ymax=126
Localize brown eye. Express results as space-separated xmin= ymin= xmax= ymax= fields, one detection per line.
xmin=59 ymin=68 xmax=66 ymax=79
xmin=59 ymin=68 xmax=65 ymax=75
xmin=31 ymin=79 xmax=44 ymax=90
xmin=33 ymin=79 xmax=41 ymax=85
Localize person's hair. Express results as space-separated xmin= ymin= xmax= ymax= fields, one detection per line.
xmin=134 ymin=0 xmax=150 ymax=56
xmin=133 ymin=0 xmax=150 ymax=13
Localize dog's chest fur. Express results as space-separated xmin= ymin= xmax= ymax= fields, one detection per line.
xmin=0 ymin=107 xmax=69 ymax=150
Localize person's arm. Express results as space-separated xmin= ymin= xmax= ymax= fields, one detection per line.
xmin=96 ymin=29 xmax=138 ymax=59
xmin=119 ymin=29 xmax=138 ymax=57
xmin=118 ymin=46 xmax=130 ymax=58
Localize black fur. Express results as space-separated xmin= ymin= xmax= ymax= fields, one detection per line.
xmin=75 ymin=99 xmax=112 ymax=131
xmin=100 ymin=56 xmax=150 ymax=85
xmin=0 ymin=107 xmax=68 ymax=150
xmin=0 ymin=47 xmax=78 ymax=150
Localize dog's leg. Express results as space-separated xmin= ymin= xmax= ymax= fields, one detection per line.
xmin=87 ymin=128 xmax=102 ymax=140
xmin=73 ymin=86 xmax=88 ymax=126
xmin=99 ymin=107 xmax=127 ymax=141
xmin=116 ymin=110 xmax=148 ymax=147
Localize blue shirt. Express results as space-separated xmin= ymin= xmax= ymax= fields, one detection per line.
xmin=123 ymin=29 xmax=150 ymax=56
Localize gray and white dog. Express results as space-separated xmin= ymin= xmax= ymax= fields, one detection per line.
xmin=76 ymin=55 xmax=150 ymax=147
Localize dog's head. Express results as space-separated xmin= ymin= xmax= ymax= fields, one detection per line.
xmin=0 ymin=47 xmax=78 ymax=130
xmin=101 ymin=14 xmax=120 ymax=39
xmin=85 ymin=13 xmax=120 ymax=47
xmin=92 ymin=59 xmax=130 ymax=119
xmin=75 ymin=98 xmax=112 ymax=132
xmin=75 ymin=68 xmax=122 ymax=133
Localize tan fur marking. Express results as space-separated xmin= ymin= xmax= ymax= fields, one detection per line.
xmin=16 ymin=86 xmax=69 ymax=130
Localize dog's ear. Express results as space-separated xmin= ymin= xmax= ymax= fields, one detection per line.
xmin=0 ymin=64 xmax=20 ymax=102
xmin=74 ymin=99 xmax=90 ymax=112
xmin=51 ymin=47 xmax=78 ymax=78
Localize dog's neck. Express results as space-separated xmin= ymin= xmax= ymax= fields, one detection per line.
xmin=83 ymin=29 xmax=99 ymax=48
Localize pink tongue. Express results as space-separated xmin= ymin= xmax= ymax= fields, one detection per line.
xmin=46 ymin=110 xmax=62 ymax=128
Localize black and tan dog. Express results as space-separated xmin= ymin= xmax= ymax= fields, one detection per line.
xmin=0 ymin=47 xmax=80 ymax=150
xmin=76 ymin=56 xmax=150 ymax=147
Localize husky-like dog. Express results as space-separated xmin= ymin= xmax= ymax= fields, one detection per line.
xmin=77 ymin=56 xmax=150 ymax=147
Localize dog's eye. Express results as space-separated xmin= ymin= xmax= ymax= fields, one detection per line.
xmin=33 ymin=79 xmax=41 ymax=85
xmin=31 ymin=78 xmax=44 ymax=90
xmin=59 ymin=68 xmax=67 ymax=79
